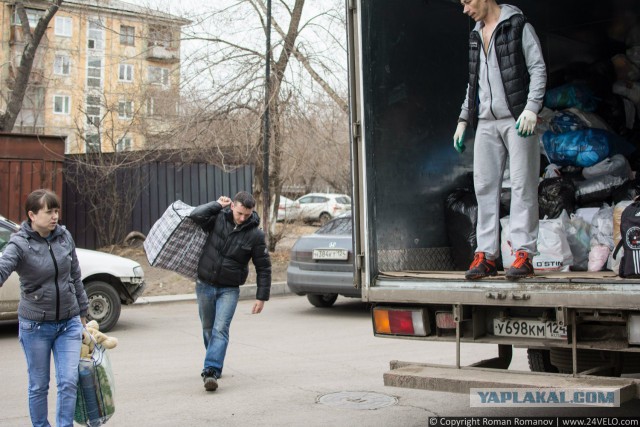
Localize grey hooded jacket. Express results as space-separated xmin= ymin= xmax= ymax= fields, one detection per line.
xmin=0 ymin=221 xmax=89 ymax=321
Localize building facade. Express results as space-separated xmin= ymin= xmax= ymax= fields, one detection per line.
xmin=0 ymin=0 xmax=189 ymax=153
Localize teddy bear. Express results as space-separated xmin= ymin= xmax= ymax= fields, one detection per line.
xmin=80 ymin=320 xmax=119 ymax=359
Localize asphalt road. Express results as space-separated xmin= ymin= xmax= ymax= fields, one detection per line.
xmin=1 ymin=295 xmax=639 ymax=426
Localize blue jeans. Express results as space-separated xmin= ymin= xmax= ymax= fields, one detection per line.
xmin=196 ymin=280 xmax=240 ymax=377
xmin=18 ymin=315 xmax=83 ymax=427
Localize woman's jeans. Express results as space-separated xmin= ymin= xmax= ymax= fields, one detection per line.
xmin=196 ymin=280 xmax=240 ymax=377
xmin=19 ymin=315 xmax=83 ymax=427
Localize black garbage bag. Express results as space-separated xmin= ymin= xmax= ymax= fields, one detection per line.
xmin=538 ymin=177 xmax=576 ymax=219
xmin=445 ymin=189 xmax=478 ymax=270
xmin=612 ymin=178 xmax=640 ymax=204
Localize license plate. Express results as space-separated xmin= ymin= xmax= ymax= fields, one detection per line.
xmin=493 ymin=318 xmax=567 ymax=340
xmin=312 ymin=249 xmax=348 ymax=260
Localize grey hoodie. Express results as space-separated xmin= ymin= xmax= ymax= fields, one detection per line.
xmin=0 ymin=221 xmax=88 ymax=321
xmin=459 ymin=4 xmax=547 ymax=122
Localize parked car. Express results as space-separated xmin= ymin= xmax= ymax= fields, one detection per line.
xmin=287 ymin=213 xmax=357 ymax=307
xmin=277 ymin=196 xmax=301 ymax=222
xmin=0 ymin=215 xmax=146 ymax=332
xmin=295 ymin=193 xmax=351 ymax=225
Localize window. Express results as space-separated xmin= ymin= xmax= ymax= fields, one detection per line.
xmin=13 ymin=8 xmax=43 ymax=28
xmin=86 ymin=95 xmax=101 ymax=126
xmin=316 ymin=217 xmax=352 ymax=235
xmin=118 ymin=64 xmax=133 ymax=82
xmin=117 ymin=137 xmax=132 ymax=152
xmin=148 ymin=25 xmax=172 ymax=47
xmin=53 ymin=95 xmax=70 ymax=114
xmin=87 ymin=57 xmax=102 ymax=88
xmin=120 ymin=25 xmax=135 ymax=45
xmin=148 ymin=66 xmax=169 ymax=86
xmin=54 ymin=55 xmax=70 ymax=75
xmin=85 ymin=134 xmax=100 ymax=153
xmin=118 ymin=101 xmax=133 ymax=119
xmin=87 ymin=18 xmax=104 ymax=50
xmin=55 ymin=16 xmax=72 ymax=36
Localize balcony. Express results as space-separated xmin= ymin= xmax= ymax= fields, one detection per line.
xmin=146 ymin=46 xmax=179 ymax=63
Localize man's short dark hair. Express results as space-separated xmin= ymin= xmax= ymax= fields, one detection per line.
xmin=234 ymin=191 xmax=255 ymax=209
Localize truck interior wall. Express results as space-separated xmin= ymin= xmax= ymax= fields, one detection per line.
xmin=361 ymin=0 xmax=640 ymax=272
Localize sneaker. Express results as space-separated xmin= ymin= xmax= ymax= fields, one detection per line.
xmin=464 ymin=252 xmax=497 ymax=280
xmin=505 ymin=251 xmax=534 ymax=280
xmin=201 ymin=368 xmax=218 ymax=392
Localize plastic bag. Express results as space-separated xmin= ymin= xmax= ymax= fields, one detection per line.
xmin=75 ymin=343 xmax=116 ymax=427
xmin=575 ymin=175 xmax=628 ymax=205
xmin=588 ymin=244 xmax=610 ymax=272
xmin=542 ymin=129 xmax=610 ymax=167
xmin=564 ymin=213 xmax=591 ymax=271
xmin=549 ymin=110 xmax=587 ymax=133
xmin=445 ymin=189 xmax=478 ymax=270
xmin=538 ymin=177 xmax=576 ymax=219
xmin=582 ymin=154 xmax=632 ymax=180
xmin=500 ymin=215 xmax=572 ymax=272
xmin=612 ymin=179 xmax=640 ymax=204
xmin=609 ymin=200 xmax=634 ymax=273
xmin=544 ymin=83 xmax=598 ymax=112
xmin=589 ymin=204 xmax=614 ymax=249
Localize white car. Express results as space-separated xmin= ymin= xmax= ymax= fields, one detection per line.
xmin=295 ymin=193 xmax=351 ymax=225
xmin=0 ymin=215 xmax=145 ymax=332
xmin=277 ymin=196 xmax=301 ymax=222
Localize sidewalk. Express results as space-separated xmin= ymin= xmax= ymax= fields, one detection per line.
xmin=134 ymin=281 xmax=291 ymax=304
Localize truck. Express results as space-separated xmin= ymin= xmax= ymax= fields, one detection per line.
xmin=347 ymin=0 xmax=640 ymax=402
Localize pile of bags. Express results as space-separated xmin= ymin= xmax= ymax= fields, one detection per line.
xmin=447 ymin=24 xmax=640 ymax=275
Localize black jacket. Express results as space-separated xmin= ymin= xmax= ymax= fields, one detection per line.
xmin=190 ymin=201 xmax=271 ymax=300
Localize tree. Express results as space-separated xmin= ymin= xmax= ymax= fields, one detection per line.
xmin=0 ymin=0 xmax=63 ymax=131
xmin=175 ymin=0 xmax=349 ymax=250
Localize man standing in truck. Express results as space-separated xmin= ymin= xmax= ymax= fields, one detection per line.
xmin=452 ymin=0 xmax=547 ymax=280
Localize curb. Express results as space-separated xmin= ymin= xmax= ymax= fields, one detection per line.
xmin=134 ymin=281 xmax=291 ymax=305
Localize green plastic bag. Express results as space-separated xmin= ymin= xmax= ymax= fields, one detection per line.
xmin=74 ymin=342 xmax=116 ymax=426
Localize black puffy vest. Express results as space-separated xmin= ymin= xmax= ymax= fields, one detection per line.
xmin=467 ymin=14 xmax=529 ymax=129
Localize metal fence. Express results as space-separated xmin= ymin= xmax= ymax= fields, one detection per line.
xmin=63 ymin=160 xmax=253 ymax=249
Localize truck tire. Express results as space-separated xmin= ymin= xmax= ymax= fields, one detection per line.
xmin=527 ymin=349 xmax=558 ymax=373
xmin=307 ymin=293 xmax=338 ymax=308
xmin=85 ymin=281 xmax=121 ymax=332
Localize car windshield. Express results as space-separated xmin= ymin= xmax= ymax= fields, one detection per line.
xmin=315 ymin=217 xmax=352 ymax=235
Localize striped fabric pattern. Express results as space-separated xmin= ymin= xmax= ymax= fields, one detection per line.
xmin=143 ymin=201 xmax=207 ymax=279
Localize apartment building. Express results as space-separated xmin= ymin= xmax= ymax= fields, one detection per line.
xmin=0 ymin=0 xmax=189 ymax=153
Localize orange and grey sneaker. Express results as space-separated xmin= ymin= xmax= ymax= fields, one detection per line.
xmin=506 ymin=250 xmax=534 ymax=280
xmin=465 ymin=252 xmax=497 ymax=280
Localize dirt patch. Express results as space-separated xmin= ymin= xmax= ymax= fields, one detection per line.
xmin=107 ymin=223 xmax=317 ymax=297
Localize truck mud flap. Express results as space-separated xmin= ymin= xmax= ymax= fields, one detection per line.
xmin=384 ymin=361 xmax=640 ymax=403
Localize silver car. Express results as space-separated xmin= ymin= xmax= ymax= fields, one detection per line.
xmin=0 ymin=215 xmax=145 ymax=331
xmin=286 ymin=214 xmax=357 ymax=307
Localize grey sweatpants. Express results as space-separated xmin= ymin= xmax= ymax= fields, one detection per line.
xmin=474 ymin=117 xmax=539 ymax=259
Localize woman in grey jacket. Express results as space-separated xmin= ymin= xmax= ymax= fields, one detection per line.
xmin=0 ymin=189 xmax=88 ymax=427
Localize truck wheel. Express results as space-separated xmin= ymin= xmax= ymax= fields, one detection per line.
xmin=319 ymin=213 xmax=332 ymax=225
xmin=85 ymin=281 xmax=121 ymax=333
xmin=527 ymin=349 xmax=558 ymax=373
xmin=307 ymin=293 xmax=338 ymax=308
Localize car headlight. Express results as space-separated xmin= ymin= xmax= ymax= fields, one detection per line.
xmin=133 ymin=266 xmax=144 ymax=277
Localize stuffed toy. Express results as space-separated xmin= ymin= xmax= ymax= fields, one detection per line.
xmin=80 ymin=320 xmax=118 ymax=359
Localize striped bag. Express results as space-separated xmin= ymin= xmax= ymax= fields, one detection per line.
xmin=143 ymin=201 xmax=207 ymax=279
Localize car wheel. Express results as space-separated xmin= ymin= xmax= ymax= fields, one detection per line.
xmin=307 ymin=293 xmax=338 ymax=308
xmin=319 ymin=212 xmax=331 ymax=225
xmin=85 ymin=281 xmax=121 ymax=332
